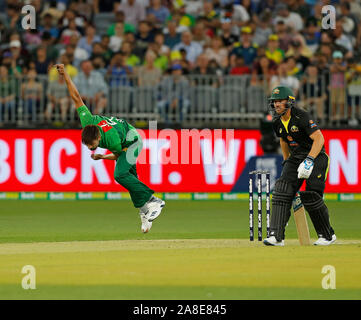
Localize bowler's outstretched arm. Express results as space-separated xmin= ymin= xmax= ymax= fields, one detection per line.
xmin=55 ymin=64 xmax=84 ymax=109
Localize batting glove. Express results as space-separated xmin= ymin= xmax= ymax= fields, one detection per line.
xmin=297 ymin=156 xmax=314 ymax=179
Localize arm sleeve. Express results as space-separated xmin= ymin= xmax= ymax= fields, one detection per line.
xmin=299 ymin=112 xmax=319 ymax=136
xmin=77 ymin=105 xmax=94 ymax=127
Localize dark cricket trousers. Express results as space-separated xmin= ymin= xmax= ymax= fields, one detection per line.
xmin=280 ymin=152 xmax=330 ymax=197
xmin=269 ymin=152 xmax=330 ymax=240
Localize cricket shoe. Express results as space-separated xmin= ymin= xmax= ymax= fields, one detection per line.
xmin=139 ymin=212 xmax=152 ymax=233
xmin=263 ymin=236 xmax=285 ymax=246
xmin=142 ymin=196 xmax=165 ymax=222
xmin=313 ymin=234 xmax=337 ymax=246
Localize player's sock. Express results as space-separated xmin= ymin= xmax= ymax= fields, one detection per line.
xmin=300 ymin=191 xmax=333 ymax=241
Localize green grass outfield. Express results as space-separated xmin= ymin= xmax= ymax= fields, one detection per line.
xmin=0 ymin=200 xmax=360 ymax=300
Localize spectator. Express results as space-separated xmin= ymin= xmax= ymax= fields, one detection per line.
xmin=74 ymin=60 xmax=108 ymax=114
xmin=333 ymin=21 xmax=353 ymax=55
xmin=146 ymin=0 xmax=170 ymax=27
xmin=219 ymin=18 xmax=238 ymax=51
xmin=1 ymin=51 xmax=21 ymax=77
xmin=148 ymin=42 xmax=169 ymax=72
xmin=285 ymin=56 xmax=302 ymax=78
xmin=198 ymin=1 xmax=221 ymax=34
xmin=204 ymin=36 xmax=228 ymax=69
xmin=61 ymin=37 xmax=89 ymax=67
xmin=94 ymin=0 xmax=117 ymax=13
xmin=45 ymin=73 xmax=71 ymax=123
xmin=287 ymin=0 xmax=311 ymax=21
xmin=134 ymin=20 xmax=155 ymax=60
xmin=230 ymin=56 xmax=251 ymax=75
xmin=0 ymin=65 xmax=16 ymax=123
xmin=92 ymin=56 xmax=107 ymax=77
xmin=77 ymin=24 xmax=101 ymax=57
xmin=285 ymin=39 xmax=311 ymax=74
xmin=229 ymin=26 xmax=258 ymax=68
xmin=173 ymin=30 xmax=203 ymax=66
xmin=154 ymin=33 xmax=170 ymax=56
xmin=285 ymin=36 xmax=313 ymax=59
xmin=34 ymin=46 xmax=51 ymax=75
xmin=157 ymin=64 xmax=190 ymax=123
xmin=60 ymin=19 xmax=82 ymax=45
xmin=346 ymin=58 xmax=361 ymax=125
xmin=73 ymin=0 xmax=93 ymax=22
xmin=120 ymin=41 xmax=141 ymax=67
xmin=252 ymin=10 xmax=273 ymax=48
xmin=340 ymin=2 xmax=360 ymax=43
xmin=164 ymin=20 xmax=181 ymax=49
xmin=329 ymin=51 xmax=347 ymax=122
xmin=166 ymin=5 xmax=195 ymax=30
xmin=318 ymin=43 xmax=333 ymax=64
xmin=314 ymin=53 xmax=330 ymax=77
xmin=38 ymin=13 xmax=59 ymax=43
xmin=303 ymin=17 xmax=321 ymax=54
xmin=107 ymin=52 xmax=133 ymax=88
xmin=178 ymin=48 xmax=192 ymax=75
xmin=192 ymin=21 xmax=212 ymax=49
xmin=270 ymin=62 xmax=300 ymax=96
xmin=222 ymin=3 xmax=250 ymax=36
xmin=40 ymin=31 xmax=60 ymax=63
xmin=137 ymin=50 xmax=162 ymax=87
xmin=59 ymin=9 xmax=85 ymax=30
xmin=116 ymin=0 xmax=146 ymax=27
xmin=5 ymin=3 xmax=22 ymax=31
xmin=250 ymin=55 xmax=276 ymax=88
xmin=90 ymin=43 xmax=106 ymax=62
xmin=48 ymin=53 xmax=78 ymax=82
xmin=191 ymin=53 xmax=219 ymax=86
xmin=274 ymin=20 xmax=292 ymax=52
xmin=109 ymin=22 xmax=125 ymax=53
xmin=21 ymin=69 xmax=43 ymax=118
xmin=273 ymin=2 xmax=304 ymax=32
xmin=265 ymin=34 xmax=285 ymax=65
xmin=23 ymin=29 xmax=42 ymax=51
xmin=100 ymin=35 xmax=113 ymax=64
xmin=107 ymin=11 xmax=136 ymax=37
xmin=300 ymin=64 xmax=326 ymax=123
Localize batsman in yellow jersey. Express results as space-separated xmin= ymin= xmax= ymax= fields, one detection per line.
xmin=55 ymin=64 xmax=165 ymax=233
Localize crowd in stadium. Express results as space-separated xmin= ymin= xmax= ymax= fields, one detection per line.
xmin=0 ymin=0 xmax=361 ymax=126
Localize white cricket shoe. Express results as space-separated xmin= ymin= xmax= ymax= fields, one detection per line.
xmin=141 ymin=196 xmax=165 ymax=222
xmin=140 ymin=212 xmax=152 ymax=233
xmin=263 ymin=236 xmax=285 ymax=246
xmin=314 ymin=234 xmax=337 ymax=246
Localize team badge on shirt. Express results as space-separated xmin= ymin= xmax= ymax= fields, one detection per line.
xmin=309 ymin=120 xmax=317 ymax=128
xmin=290 ymin=125 xmax=299 ymax=132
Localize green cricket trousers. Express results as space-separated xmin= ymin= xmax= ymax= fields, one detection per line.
xmin=113 ymin=136 xmax=154 ymax=208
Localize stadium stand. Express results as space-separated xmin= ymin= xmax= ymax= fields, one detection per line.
xmin=0 ymin=0 xmax=361 ymax=129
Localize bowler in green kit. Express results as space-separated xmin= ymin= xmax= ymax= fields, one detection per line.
xmin=55 ymin=64 xmax=165 ymax=233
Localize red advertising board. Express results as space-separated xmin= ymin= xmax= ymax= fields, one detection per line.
xmin=0 ymin=129 xmax=359 ymax=192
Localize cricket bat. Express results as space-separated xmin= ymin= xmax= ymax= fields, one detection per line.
xmin=292 ymin=193 xmax=311 ymax=246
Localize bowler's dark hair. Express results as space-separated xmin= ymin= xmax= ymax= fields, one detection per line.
xmin=81 ymin=125 xmax=100 ymax=145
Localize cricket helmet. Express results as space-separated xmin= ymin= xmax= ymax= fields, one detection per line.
xmin=268 ymin=85 xmax=296 ymax=116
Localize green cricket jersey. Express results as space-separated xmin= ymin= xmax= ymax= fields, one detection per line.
xmin=77 ymin=105 xmax=139 ymax=155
